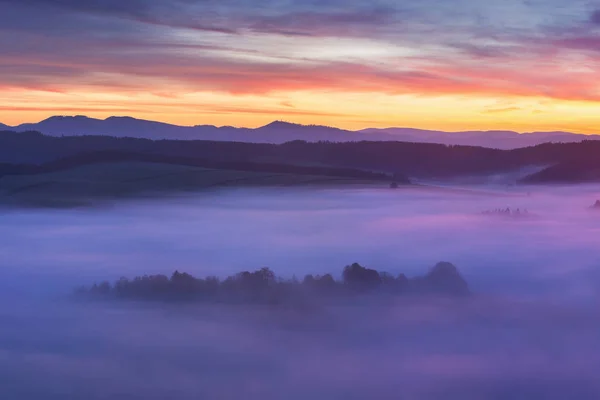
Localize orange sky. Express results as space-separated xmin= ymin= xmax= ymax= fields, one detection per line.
xmin=3 ymin=89 xmax=600 ymax=133
xmin=3 ymin=0 xmax=600 ymax=133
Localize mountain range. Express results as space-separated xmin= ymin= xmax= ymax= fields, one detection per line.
xmin=2 ymin=115 xmax=598 ymax=149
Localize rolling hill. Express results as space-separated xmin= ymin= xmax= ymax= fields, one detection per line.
xmin=3 ymin=130 xmax=600 ymax=184
xmin=359 ymin=128 xmax=587 ymax=149
xmin=0 ymin=151 xmax=402 ymax=208
xmin=520 ymin=160 xmax=600 ymax=184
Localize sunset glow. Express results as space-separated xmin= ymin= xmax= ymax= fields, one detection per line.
xmin=3 ymin=0 xmax=600 ymax=132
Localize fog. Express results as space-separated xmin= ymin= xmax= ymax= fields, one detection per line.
xmin=2 ymin=184 xmax=600 ymax=399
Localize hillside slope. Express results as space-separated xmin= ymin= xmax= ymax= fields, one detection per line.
xmin=3 ymin=130 xmax=596 ymax=179
xmin=0 ymin=153 xmax=400 ymax=208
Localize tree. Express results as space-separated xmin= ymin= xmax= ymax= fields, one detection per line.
xmin=313 ymin=274 xmax=336 ymax=291
xmin=343 ymin=263 xmax=381 ymax=291
xmin=422 ymin=262 xmax=470 ymax=296
xmin=303 ymin=274 xmax=315 ymax=285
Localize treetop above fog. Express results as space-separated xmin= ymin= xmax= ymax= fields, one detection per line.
xmin=76 ymin=262 xmax=470 ymax=305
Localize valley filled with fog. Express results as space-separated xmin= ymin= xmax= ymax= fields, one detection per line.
xmin=2 ymin=184 xmax=600 ymax=399
xmin=3 ymin=184 xmax=600 ymax=300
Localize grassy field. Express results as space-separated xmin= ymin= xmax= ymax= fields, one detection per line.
xmin=0 ymin=162 xmax=388 ymax=208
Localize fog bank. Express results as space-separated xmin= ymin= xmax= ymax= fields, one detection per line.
xmin=2 ymin=184 xmax=600 ymax=398
xmin=1 ymin=297 xmax=599 ymax=399
xmin=2 ymin=184 xmax=600 ymax=300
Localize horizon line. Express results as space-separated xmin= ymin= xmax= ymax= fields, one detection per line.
xmin=1 ymin=114 xmax=595 ymax=136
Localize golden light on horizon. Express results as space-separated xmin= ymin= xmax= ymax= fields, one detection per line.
xmin=2 ymin=87 xmax=600 ymax=134
xmin=3 ymin=0 xmax=600 ymax=134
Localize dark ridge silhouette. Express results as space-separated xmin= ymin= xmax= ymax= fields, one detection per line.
xmin=74 ymin=262 xmax=470 ymax=305
xmin=0 ymin=162 xmax=37 ymax=177
xmin=3 ymin=115 xmax=599 ymax=149
xmin=0 ymin=151 xmax=405 ymax=187
xmin=10 ymin=116 xmax=355 ymax=143
xmin=5 ymin=130 xmax=600 ymax=180
xmin=22 ymin=151 xmax=397 ymax=182
xmin=520 ymin=159 xmax=600 ymax=183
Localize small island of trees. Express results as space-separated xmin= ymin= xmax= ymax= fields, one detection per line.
xmin=75 ymin=262 xmax=470 ymax=305
xmin=481 ymin=207 xmax=532 ymax=219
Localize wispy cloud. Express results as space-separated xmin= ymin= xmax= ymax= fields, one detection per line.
xmin=1 ymin=0 xmax=600 ymax=130
xmin=483 ymin=107 xmax=522 ymax=114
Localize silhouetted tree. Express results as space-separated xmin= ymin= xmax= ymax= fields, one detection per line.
xmin=312 ymin=274 xmax=337 ymax=292
xmin=343 ymin=263 xmax=382 ymax=291
xmin=303 ymin=274 xmax=315 ymax=286
xmin=75 ymin=262 xmax=470 ymax=304
xmin=419 ymin=262 xmax=469 ymax=296
xmin=397 ymin=273 xmax=410 ymax=290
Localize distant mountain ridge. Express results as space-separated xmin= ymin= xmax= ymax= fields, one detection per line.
xmin=2 ymin=115 xmax=598 ymax=149
xmin=359 ymin=127 xmax=592 ymax=149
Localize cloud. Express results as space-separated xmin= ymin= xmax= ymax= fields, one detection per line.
xmin=483 ymin=107 xmax=522 ymax=114
xmin=2 ymin=0 xmax=600 ymax=126
xmin=552 ymin=35 xmax=600 ymax=52
xmin=246 ymin=7 xmax=398 ymax=37
xmin=0 ymin=0 xmax=238 ymax=33
xmin=0 ymin=0 xmax=402 ymax=37
xmin=590 ymin=10 xmax=600 ymax=25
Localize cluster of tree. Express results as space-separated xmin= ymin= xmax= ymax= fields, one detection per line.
xmin=481 ymin=207 xmax=531 ymax=218
xmin=74 ymin=262 xmax=470 ymax=305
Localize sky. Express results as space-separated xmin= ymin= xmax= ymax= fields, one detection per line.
xmin=2 ymin=0 xmax=600 ymax=132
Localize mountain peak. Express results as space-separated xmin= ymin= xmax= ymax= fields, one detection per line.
xmin=261 ymin=120 xmax=304 ymax=129
xmin=42 ymin=115 xmax=94 ymax=122
xmin=5 ymin=115 xmax=597 ymax=149
xmin=105 ymin=116 xmax=136 ymax=121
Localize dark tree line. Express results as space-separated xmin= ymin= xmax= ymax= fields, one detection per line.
xmin=4 ymin=130 xmax=600 ymax=181
xmin=75 ymin=262 xmax=470 ymax=305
